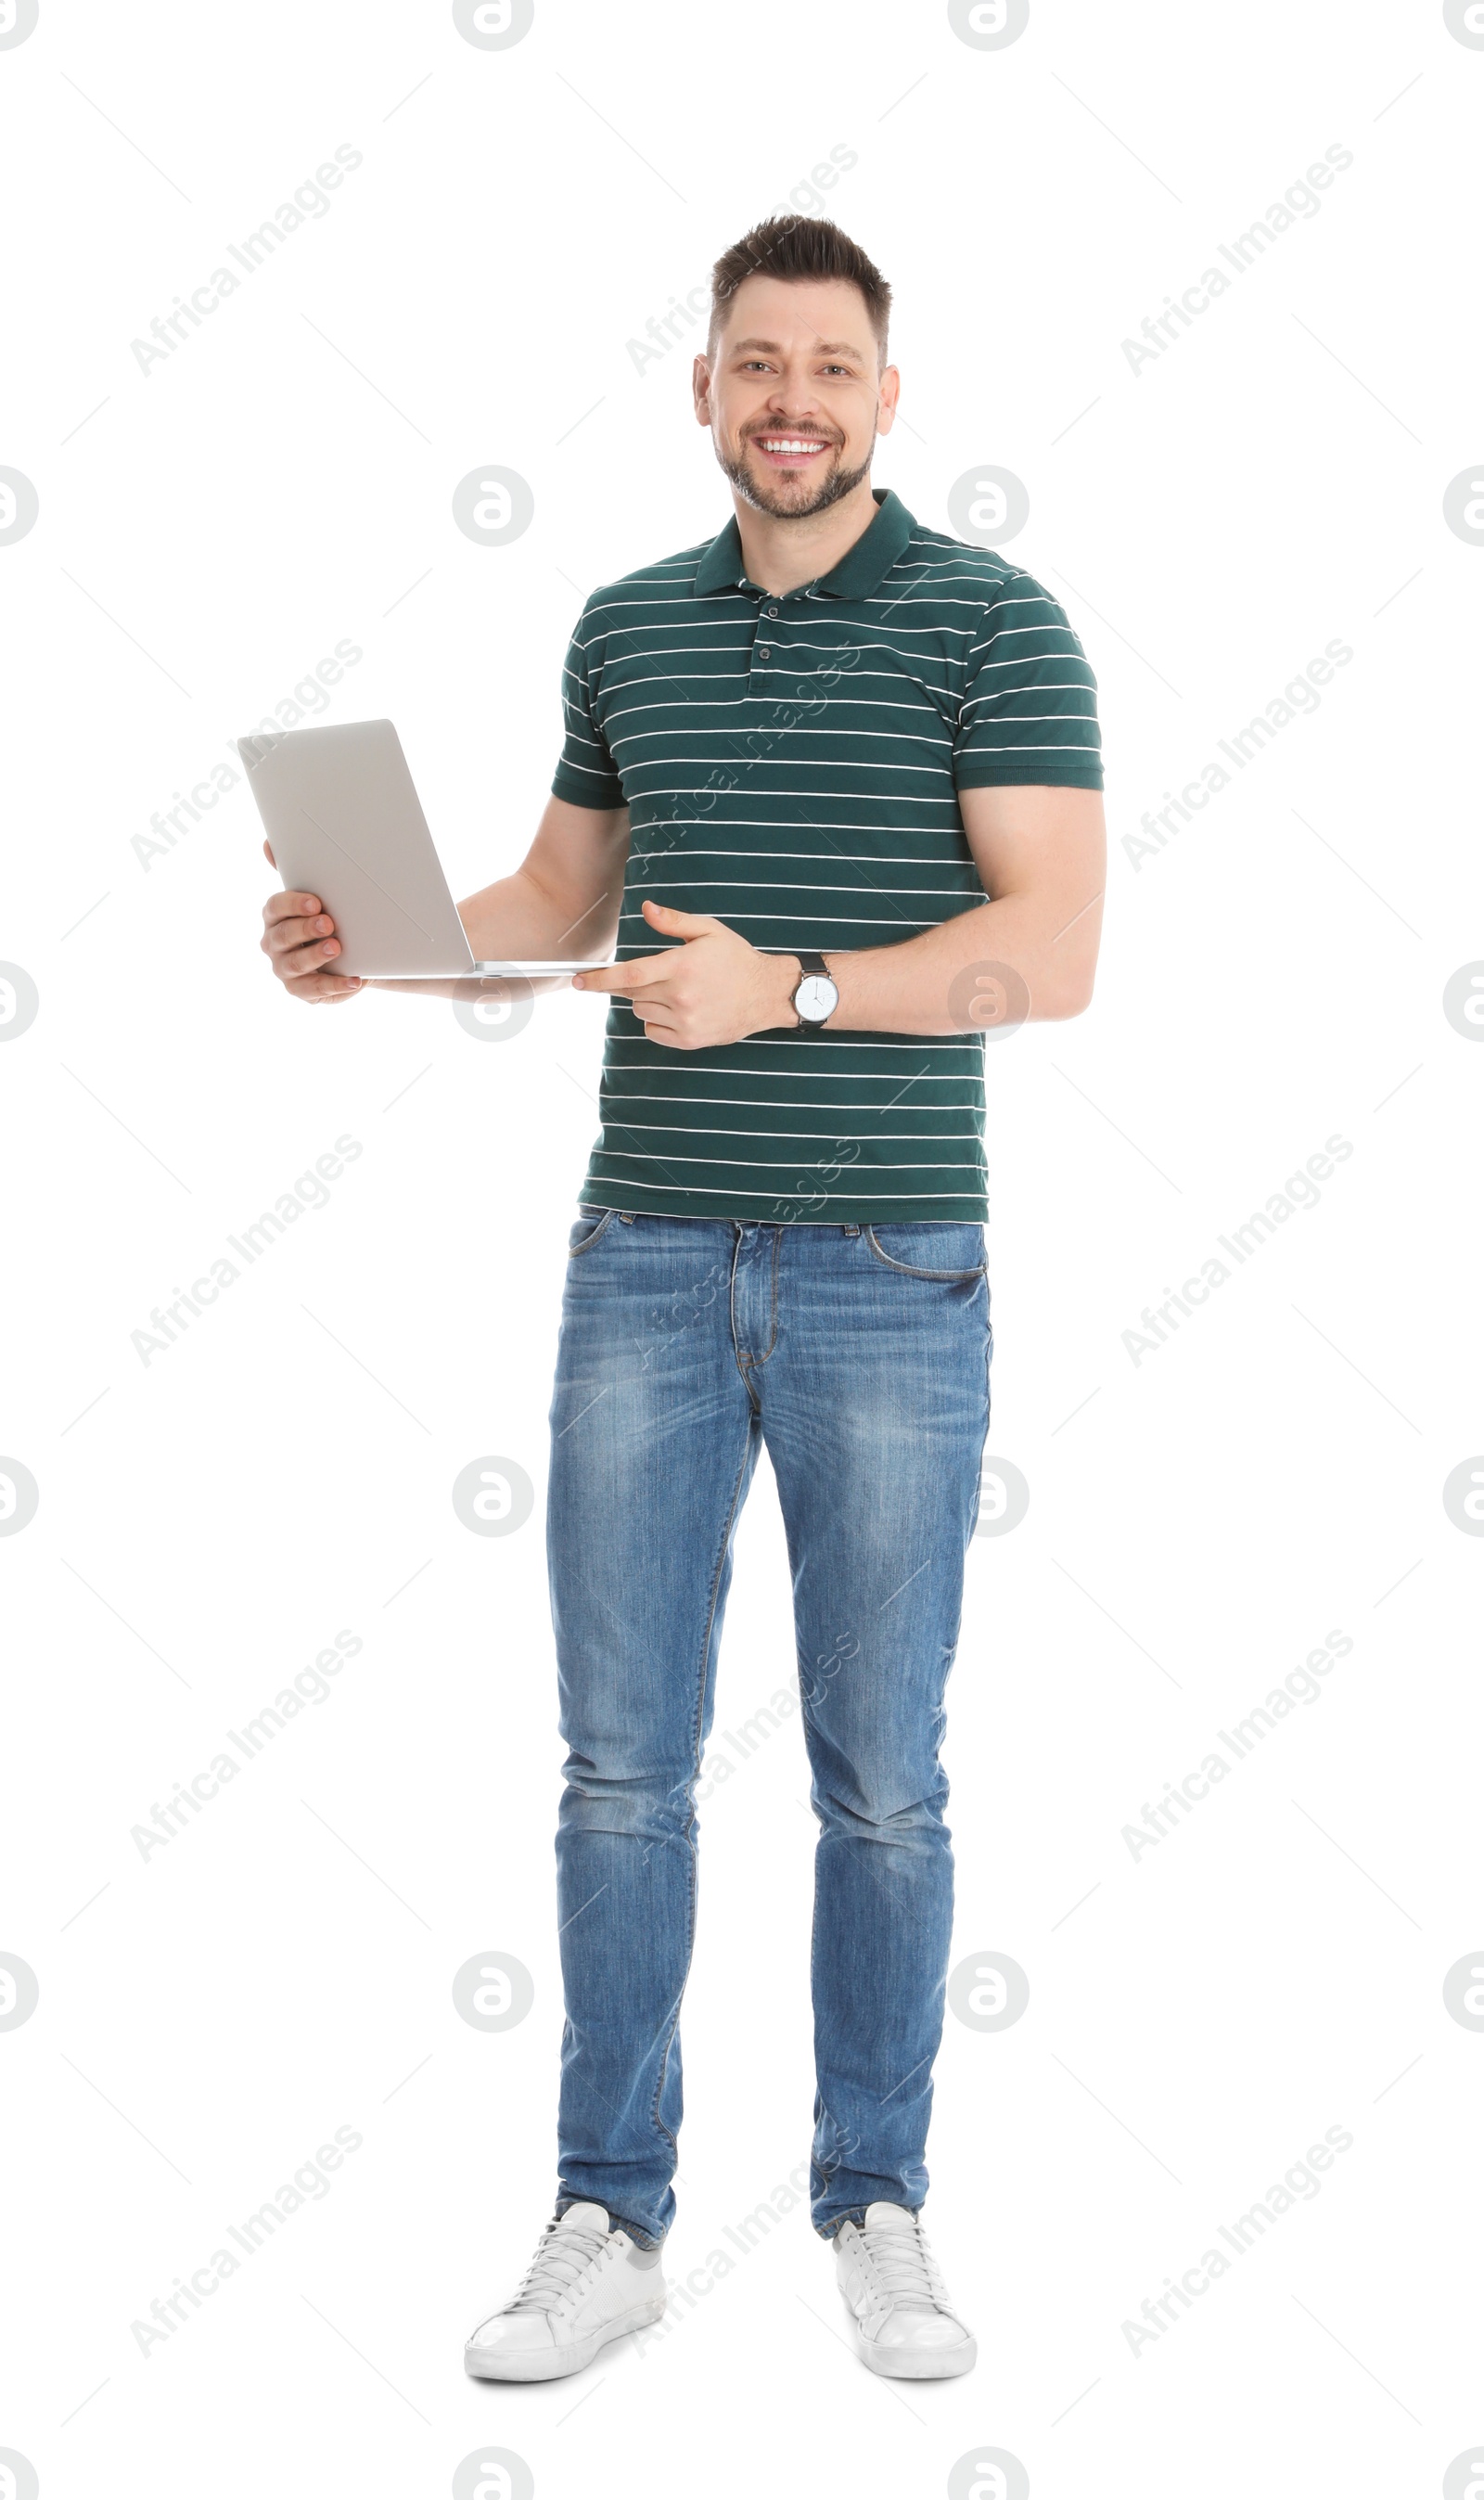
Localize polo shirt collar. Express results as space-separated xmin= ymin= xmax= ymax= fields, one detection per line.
xmin=693 ymin=487 xmax=915 ymax=599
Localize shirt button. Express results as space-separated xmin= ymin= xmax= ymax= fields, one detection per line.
xmin=764 ymin=606 xmax=779 ymax=618
xmin=758 ymin=647 xmax=771 ymax=660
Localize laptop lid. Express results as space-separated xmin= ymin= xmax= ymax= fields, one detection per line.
xmin=237 ymin=719 xmax=476 ymax=978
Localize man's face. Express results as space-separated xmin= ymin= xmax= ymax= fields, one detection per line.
xmin=695 ymin=274 xmax=900 ymax=522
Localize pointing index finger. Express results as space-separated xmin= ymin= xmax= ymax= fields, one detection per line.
xmin=574 ymin=948 xmax=675 ymax=993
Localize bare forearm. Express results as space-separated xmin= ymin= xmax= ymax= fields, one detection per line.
xmin=819 ymin=889 xmax=1102 ymax=1037
xmin=457 ymin=861 xmax=620 ymax=962
xmin=454 ymin=793 xmax=629 ymax=965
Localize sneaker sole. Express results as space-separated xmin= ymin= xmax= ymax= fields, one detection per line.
xmin=850 ymin=2316 xmax=978 ymax=2379
xmin=464 ymin=2293 xmax=667 ymax=2382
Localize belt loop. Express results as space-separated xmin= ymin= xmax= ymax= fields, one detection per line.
xmin=842 ymin=1222 xmax=860 ymax=1236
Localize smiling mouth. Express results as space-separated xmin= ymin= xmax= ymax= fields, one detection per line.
xmin=749 ymin=434 xmax=835 ymax=467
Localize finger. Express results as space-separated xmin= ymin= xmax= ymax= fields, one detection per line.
xmin=267 ymin=941 xmax=346 ymax=988
xmin=640 ymin=900 xmax=726 ymax=938
xmin=292 ymin=971 xmax=364 ymax=1003
xmin=628 ymin=984 xmax=676 ymax=1012
xmin=263 ymin=888 xmax=324 ymax=928
xmin=573 ymin=949 xmax=677 ymax=994
xmin=262 ymin=911 xmax=335 ymax=955
xmin=282 ymin=942 xmax=346 ymax=980
xmin=262 ymin=840 xmax=276 ymax=868
xmin=262 ymin=917 xmax=342 ymax=965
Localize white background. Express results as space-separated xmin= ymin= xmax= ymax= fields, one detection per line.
xmin=2 ymin=2 xmax=1481 ymax=2495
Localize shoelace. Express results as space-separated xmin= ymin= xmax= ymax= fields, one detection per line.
xmin=504 ymin=2220 xmax=612 ymax=2314
xmin=857 ymin=2219 xmax=953 ymax=2314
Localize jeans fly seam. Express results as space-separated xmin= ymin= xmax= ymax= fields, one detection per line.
xmin=747 ymin=1224 xmax=782 ymax=1371
xmin=728 ymin=1227 xmax=762 ymax=1411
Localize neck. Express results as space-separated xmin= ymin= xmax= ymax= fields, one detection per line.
xmin=733 ymin=474 xmax=882 ymax=596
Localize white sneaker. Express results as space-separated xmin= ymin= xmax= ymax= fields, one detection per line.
xmin=834 ymin=2201 xmax=977 ymax=2378
xmin=464 ymin=2203 xmax=667 ymax=2381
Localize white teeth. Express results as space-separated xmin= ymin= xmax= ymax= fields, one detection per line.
xmin=760 ymin=438 xmax=826 ymax=454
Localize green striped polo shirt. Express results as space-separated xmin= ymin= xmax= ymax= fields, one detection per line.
xmin=552 ymin=487 xmax=1102 ymax=1223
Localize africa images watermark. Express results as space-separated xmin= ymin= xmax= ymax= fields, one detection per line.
xmin=697 ymin=1684 xmax=800 ymax=1803
xmin=634 ymin=2160 xmax=814 ymax=2355
xmin=131 ymin=147 xmax=364 ymax=378
xmin=134 ymin=639 xmax=364 ymax=872
xmin=130 ymin=1134 xmax=364 ymax=1365
xmin=1120 ymin=144 xmax=1355 ymax=378
xmin=1123 ymin=637 xmax=1353 ymax=875
xmin=1121 ymin=2123 xmax=1354 ymax=2358
xmin=130 ymin=1629 xmax=365 ymax=1864
xmin=130 ymin=2123 xmax=365 ymax=2358
xmin=1120 ymin=1132 xmax=1353 ymax=1366
xmin=1120 ymin=1627 xmax=1354 ymax=1864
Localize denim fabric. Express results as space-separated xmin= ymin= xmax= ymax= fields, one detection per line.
xmin=546 ymin=1210 xmax=991 ymax=2242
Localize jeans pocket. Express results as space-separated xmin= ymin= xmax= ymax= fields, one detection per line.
xmin=864 ymin=1223 xmax=986 ymax=1282
xmin=568 ymin=1207 xmax=617 ymax=1259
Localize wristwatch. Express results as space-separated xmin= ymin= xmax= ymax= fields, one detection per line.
xmin=789 ymin=950 xmax=839 ymax=1030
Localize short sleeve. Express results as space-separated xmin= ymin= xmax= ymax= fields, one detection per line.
xmin=954 ymin=571 xmax=1104 ymax=791
xmin=550 ymin=607 xmax=625 ymax=810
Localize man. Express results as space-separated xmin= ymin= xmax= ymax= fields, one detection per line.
xmin=261 ymin=215 xmax=1105 ymax=2381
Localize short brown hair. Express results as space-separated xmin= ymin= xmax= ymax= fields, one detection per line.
xmin=709 ymin=216 xmax=891 ymax=362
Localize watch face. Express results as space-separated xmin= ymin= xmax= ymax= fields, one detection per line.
xmin=796 ymin=974 xmax=839 ymax=1023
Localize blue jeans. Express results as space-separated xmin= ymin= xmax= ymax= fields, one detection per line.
xmin=546 ymin=1210 xmax=992 ymax=2243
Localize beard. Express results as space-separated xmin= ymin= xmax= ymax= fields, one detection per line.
xmin=717 ymin=432 xmax=875 ymax=521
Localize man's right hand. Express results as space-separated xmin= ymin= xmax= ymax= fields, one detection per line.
xmin=259 ymin=840 xmax=364 ymax=1005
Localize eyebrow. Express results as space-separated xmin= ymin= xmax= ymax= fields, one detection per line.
xmin=727 ymin=336 xmax=867 ymax=360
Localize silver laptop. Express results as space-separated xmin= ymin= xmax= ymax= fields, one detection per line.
xmin=237 ymin=718 xmax=616 ymax=980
